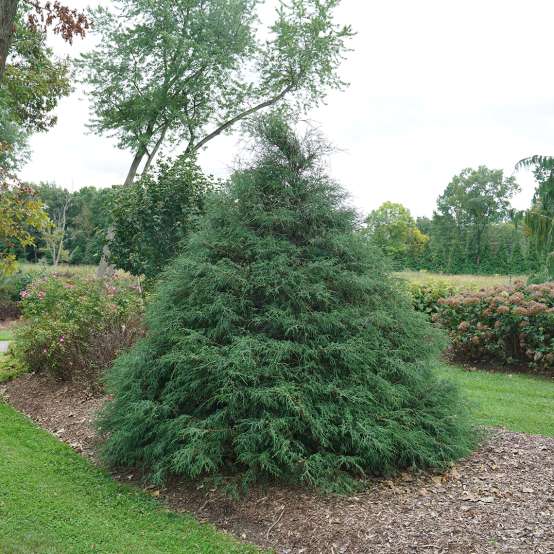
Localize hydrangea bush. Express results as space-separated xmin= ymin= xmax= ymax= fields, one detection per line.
xmin=14 ymin=273 xmax=143 ymax=384
xmin=436 ymin=280 xmax=554 ymax=369
xmin=408 ymin=280 xmax=459 ymax=318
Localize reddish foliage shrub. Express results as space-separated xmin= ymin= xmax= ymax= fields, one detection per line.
xmin=437 ymin=280 xmax=554 ymax=370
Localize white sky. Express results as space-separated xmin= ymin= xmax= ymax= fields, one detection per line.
xmin=20 ymin=0 xmax=554 ymax=218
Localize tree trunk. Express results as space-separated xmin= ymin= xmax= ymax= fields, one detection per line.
xmin=96 ymin=226 xmax=115 ymax=278
xmin=142 ymin=123 xmax=168 ymax=176
xmin=0 ymin=0 xmax=18 ymax=82
xmin=475 ymin=228 xmax=483 ymax=268
xmin=123 ymin=147 xmax=146 ymax=187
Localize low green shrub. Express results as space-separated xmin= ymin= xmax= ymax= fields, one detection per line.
xmin=14 ymin=273 xmax=143 ymax=385
xmin=437 ymin=280 xmax=554 ymax=369
xmin=407 ymin=280 xmax=459 ymax=317
xmin=0 ymin=353 xmax=27 ymax=383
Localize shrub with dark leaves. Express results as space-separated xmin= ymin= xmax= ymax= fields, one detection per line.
xmin=0 ymin=270 xmax=33 ymax=320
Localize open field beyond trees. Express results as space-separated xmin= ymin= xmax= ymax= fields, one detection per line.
xmin=397 ymin=271 xmax=526 ymax=289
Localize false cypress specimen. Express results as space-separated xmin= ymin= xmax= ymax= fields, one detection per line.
xmin=99 ymin=116 xmax=474 ymax=492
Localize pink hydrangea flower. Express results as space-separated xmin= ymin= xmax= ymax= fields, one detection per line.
xmin=20 ymin=290 xmax=29 ymax=298
xmin=59 ymin=336 xmax=65 ymax=343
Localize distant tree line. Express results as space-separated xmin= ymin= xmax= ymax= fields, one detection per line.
xmin=9 ymin=183 xmax=114 ymax=265
xmin=365 ymin=166 xmax=541 ymax=276
xmin=9 ymin=156 xmax=211 ymax=276
xmin=4 ymin=162 xmax=545 ymax=280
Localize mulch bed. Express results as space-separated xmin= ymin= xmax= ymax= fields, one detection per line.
xmin=2 ymin=373 xmax=553 ymax=554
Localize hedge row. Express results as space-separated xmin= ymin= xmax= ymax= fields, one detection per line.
xmin=436 ymin=281 xmax=554 ymax=370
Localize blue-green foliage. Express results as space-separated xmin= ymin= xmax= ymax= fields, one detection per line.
xmin=99 ymin=116 xmax=475 ymax=492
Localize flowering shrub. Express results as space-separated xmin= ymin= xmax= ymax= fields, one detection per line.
xmin=436 ymin=280 xmax=554 ymax=370
xmin=14 ymin=273 xmax=143 ymax=384
xmin=0 ymin=270 xmax=33 ymax=320
xmin=408 ymin=280 xmax=459 ymax=318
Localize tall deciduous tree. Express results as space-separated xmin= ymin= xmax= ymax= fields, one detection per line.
xmin=364 ymin=201 xmax=428 ymax=264
xmin=3 ymin=17 xmax=70 ymax=132
xmin=79 ymin=0 xmax=352 ymax=186
xmin=0 ymin=176 xmax=50 ymax=275
xmin=435 ymin=166 xmax=519 ymax=267
xmin=0 ymin=14 xmax=71 ymax=168
xmin=0 ymin=0 xmax=19 ymax=80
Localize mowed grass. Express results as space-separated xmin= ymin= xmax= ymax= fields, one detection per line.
xmin=0 ymin=328 xmax=13 ymax=340
xmin=0 ymin=403 xmax=261 ymax=554
xmin=397 ymin=270 xmax=526 ymax=290
xmin=437 ymin=363 xmax=554 ymax=437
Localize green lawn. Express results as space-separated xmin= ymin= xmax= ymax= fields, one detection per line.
xmin=0 ymin=403 xmax=261 ymax=554
xmin=437 ymin=363 xmax=554 ymax=436
xmin=0 ymin=328 xmax=13 ymax=341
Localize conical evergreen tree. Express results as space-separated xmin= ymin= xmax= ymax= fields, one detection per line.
xmin=99 ymin=116 xmax=474 ymax=492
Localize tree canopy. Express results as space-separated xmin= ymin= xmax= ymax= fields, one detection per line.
xmin=0 ymin=0 xmax=88 ymax=81
xmin=79 ymin=0 xmax=353 ymax=185
xmin=364 ymin=201 xmax=428 ymax=264
xmin=0 ymin=178 xmax=51 ymax=275
xmin=435 ymin=166 xmax=519 ymax=268
xmin=0 ymin=14 xmax=71 ymax=169
xmin=109 ymin=156 xmax=213 ymax=280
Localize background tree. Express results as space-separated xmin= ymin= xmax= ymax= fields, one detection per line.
xmin=13 ymin=183 xmax=114 ymax=265
xmin=109 ymin=157 xmax=213 ymax=280
xmin=42 ymin=190 xmax=70 ymax=265
xmin=516 ymin=156 xmax=554 ymax=281
xmin=79 ymin=0 xmax=353 ymax=186
xmin=0 ymin=13 xmax=71 ymax=168
xmin=434 ymin=166 xmax=519 ymax=268
xmin=0 ymin=177 xmax=50 ymax=275
xmin=98 ymin=114 xmax=474 ymax=493
xmin=0 ymin=0 xmax=88 ymax=81
xmin=66 ymin=186 xmax=114 ymax=265
xmin=364 ymin=201 xmax=428 ymax=266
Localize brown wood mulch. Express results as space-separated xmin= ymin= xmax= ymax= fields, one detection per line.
xmin=1 ymin=373 xmax=553 ymax=554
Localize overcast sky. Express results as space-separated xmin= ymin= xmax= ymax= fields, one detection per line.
xmin=19 ymin=0 xmax=554 ymax=218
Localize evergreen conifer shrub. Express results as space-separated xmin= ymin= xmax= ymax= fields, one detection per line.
xmin=99 ymin=116 xmax=475 ymax=492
